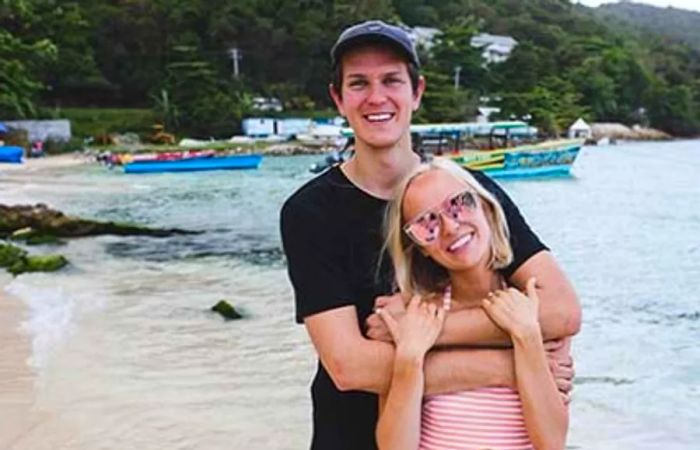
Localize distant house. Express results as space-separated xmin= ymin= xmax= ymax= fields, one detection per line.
xmin=251 ymin=97 xmax=283 ymax=113
xmin=568 ymin=118 xmax=592 ymax=139
xmin=405 ymin=26 xmax=442 ymax=52
xmin=470 ymin=33 xmax=518 ymax=64
xmin=476 ymin=106 xmax=501 ymax=123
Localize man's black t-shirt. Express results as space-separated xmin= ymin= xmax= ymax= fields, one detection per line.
xmin=280 ymin=165 xmax=547 ymax=450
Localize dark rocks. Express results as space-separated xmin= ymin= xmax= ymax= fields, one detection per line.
xmin=0 ymin=203 xmax=200 ymax=239
xmin=10 ymin=227 xmax=66 ymax=246
xmin=211 ymin=300 xmax=243 ymax=320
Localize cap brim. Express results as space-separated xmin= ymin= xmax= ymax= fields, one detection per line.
xmin=332 ymin=34 xmax=417 ymax=67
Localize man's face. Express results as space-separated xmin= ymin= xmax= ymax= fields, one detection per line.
xmin=330 ymin=45 xmax=425 ymax=151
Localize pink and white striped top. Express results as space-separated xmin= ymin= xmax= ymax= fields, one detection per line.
xmin=419 ymin=387 xmax=533 ymax=450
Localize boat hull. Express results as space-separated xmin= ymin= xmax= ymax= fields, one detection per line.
xmin=0 ymin=146 xmax=23 ymax=164
xmin=123 ymin=154 xmax=262 ymax=174
xmin=451 ymin=140 xmax=583 ymax=179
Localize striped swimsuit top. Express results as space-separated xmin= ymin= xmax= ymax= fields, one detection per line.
xmin=419 ymin=387 xmax=533 ymax=450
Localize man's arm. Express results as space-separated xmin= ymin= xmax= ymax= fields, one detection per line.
xmin=368 ymin=251 xmax=581 ymax=346
xmin=437 ymin=250 xmax=581 ymax=346
xmin=305 ymin=306 xmax=513 ymax=395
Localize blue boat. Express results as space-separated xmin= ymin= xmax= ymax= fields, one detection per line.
xmin=450 ymin=139 xmax=583 ymax=179
xmin=0 ymin=146 xmax=23 ymax=163
xmin=123 ymin=154 xmax=263 ymax=174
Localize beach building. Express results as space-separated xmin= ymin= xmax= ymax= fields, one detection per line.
xmin=476 ymin=106 xmax=501 ymax=123
xmin=241 ymin=117 xmax=343 ymax=140
xmin=470 ymin=33 xmax=518 ymax=64
xmin=241 ymin=118 xmax=277 ymax=137
xmin=406 ymin=26 xmax=442 ymax=52
xmin=568 ymin=118 xmax=592 ymax=139
xmin=3 ymin=120 xmax=72 ymax=142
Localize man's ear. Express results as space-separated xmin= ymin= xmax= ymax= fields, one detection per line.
xmin=412 ymin=75 xmax=426 ymax=111
xmin=329 ymin=83 xmax=345 ymax=116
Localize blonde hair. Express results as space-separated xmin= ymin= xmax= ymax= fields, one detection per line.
xmin=383 ymin=158 xmax=513 ymax=297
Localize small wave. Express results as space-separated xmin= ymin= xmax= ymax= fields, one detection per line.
xmin=576 ymin=376 xmax=635 ymax=386
xmin=5 ymin=281 xmax=75 ymax=369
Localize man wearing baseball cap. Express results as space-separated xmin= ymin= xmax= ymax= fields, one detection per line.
xmin=281 ymin=20 xmax=579 ymax=449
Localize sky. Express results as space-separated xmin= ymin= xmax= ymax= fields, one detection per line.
xmin=576 ymin=0 xmax=700 ymax=12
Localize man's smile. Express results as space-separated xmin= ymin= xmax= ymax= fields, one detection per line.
xmin=363 ymin=112 xmax=396 ymax=123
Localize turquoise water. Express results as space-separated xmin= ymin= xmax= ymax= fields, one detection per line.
xmin=1 ymin=141 xmax=699 ymax=449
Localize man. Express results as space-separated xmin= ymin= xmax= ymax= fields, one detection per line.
xmin=281 ymin=20 xmax=580 ymax=450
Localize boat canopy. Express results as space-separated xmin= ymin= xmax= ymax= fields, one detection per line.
xmin=341 ymin=121 xmax=537 ymax=138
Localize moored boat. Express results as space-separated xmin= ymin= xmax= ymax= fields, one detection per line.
xmin=339 ymin=121 xmax=583 ymax=179
xmin=123 ymin=154 xmax=262 ymax=174
xmin=0 ymin=146 xmax=23 ymax=163
xmin=449 ymin=139 xmax=583 ymax=179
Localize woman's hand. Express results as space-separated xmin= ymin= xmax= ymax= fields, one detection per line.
xmin=482 ymin=277 xmax=541 ymax=340
xmin=377 ymin=295 xmax=446 ymax=361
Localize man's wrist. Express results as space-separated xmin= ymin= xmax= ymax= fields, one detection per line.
xmin=490 ymin=348 xmax=516 ymax=388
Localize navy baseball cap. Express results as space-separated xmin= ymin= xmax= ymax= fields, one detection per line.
xmin=331 ymin=20 xmax=420 ymax=68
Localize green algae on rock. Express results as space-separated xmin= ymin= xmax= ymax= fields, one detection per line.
xmin=10 ymin=227 xmax=66 ymax=246
xmin=211 ymin=300 xmax=243 ymax=320
xmin=0 ymin=242 xmax=69 ymax=276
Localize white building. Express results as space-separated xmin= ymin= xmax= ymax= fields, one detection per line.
xmin=405 ymin=26 xmax=442 ymax=52
xmin=568 ymin=118 xmax=592 ymax=139
xmin=470 ymin=33 xmax=518 ymax=64
xmin=476 ymin=106 xmax=502 ymax=123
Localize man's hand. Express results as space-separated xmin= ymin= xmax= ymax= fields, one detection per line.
xmin=365 ymin=293 xmax=406 ymax=342
xmin=545 ymin=338 xmax=575 ymax=404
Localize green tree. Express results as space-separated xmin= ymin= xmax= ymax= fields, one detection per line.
xmin=158 ymin=45 xmax=251 ymax=137
xmin=0 ymin=0 xmax=57 ymax=118
xmin=499 ymin=77 xmax=587 ymax=136
xmin=647 ymin=82 xmax=700 ymax=136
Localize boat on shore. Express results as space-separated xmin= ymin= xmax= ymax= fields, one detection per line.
xmin=0 ymin=146 xmax=23 ymax=164
xmin=123 ymin=154 xmax=262 ymax=174
xmin=449 ymin=139 xmax=583 ymax=179
xmin=339 ymin=121 xmax=583 ymax=179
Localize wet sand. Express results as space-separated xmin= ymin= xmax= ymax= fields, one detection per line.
xmin=0 ymin=289 xmax=41 ymax=449
xmin=0 ymin=153 xmax=89 ymax=173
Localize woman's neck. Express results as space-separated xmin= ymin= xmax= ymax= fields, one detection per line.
xmin=448 ymin=265 xmax=504 ymax=308
xmin=341 ymin=133 xmax=419 ymax=200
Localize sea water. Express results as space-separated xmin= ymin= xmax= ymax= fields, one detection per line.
xmin=1 ymin=141 xmax=699 ymax=449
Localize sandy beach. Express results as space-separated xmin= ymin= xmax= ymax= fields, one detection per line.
xmin=1 ymin=153 xmax=89 ymax=174
xmin=0 ymin=286 xmax=40 ymax=449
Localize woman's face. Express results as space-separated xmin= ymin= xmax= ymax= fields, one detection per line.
xmin=402 ymin=169 xmax=492 ymax=272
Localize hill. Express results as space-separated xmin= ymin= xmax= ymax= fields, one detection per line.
xmin=2 ymin=0 xmax=699 ymax=136
xmin=594 ymin=1 xmax=700 ymax=51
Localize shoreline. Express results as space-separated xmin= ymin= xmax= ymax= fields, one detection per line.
xmin=0 ymin=286 xmax=41 ymax=448
xmin=0 ymin=153 xmax=90 ymax=173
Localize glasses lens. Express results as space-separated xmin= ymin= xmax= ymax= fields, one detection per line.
xmin=403 ymin=191 xmax=477 ymax=246
xmin=405 ymin=211 xmax=439 ymax=245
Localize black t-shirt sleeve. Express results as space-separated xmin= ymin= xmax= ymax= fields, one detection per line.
xmin=472 ymin=171 xmax=548 ymax=279
xmin=281 ymin=196 xmax=355 ymax=323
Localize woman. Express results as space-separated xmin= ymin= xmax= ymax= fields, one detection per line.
xmin=375 ymin=158 xmax=568 ymax=450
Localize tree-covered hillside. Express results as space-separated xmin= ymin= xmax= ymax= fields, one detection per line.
xmin=1 ymin=0 xmax=699 ymax=137
xmin=594 ymin=1 xmax=700 ymax=52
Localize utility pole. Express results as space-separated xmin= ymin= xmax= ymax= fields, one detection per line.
xmin=229 ymin=47 xmax=241 ymax=78
xmin=454 ymin=66 xmax=462 ymax=90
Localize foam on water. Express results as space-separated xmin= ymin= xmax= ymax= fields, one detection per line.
xmin=5 ymin=280 xmax=76 ymax=369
